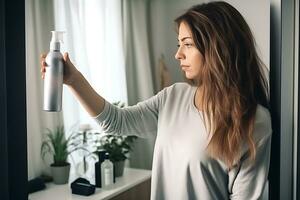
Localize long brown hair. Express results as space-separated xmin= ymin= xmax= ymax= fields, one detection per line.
xmin=175 ymin=1 xmax=269 ymax=169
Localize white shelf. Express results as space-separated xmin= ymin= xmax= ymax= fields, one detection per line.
xmin=29 ymin=168 xmax=151 ymax=200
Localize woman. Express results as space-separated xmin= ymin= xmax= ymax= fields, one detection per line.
xmin=41 ymin=1 xmax=271 ymax=199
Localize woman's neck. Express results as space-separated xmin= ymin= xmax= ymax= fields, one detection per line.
xmin=194 ymin=85 xmax=204 ymax=111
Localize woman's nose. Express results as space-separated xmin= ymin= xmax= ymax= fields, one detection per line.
xmin=175 ymin=47 xmax=185 ymax=60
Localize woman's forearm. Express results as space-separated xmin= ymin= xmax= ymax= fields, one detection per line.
xmin=68 ymin=71 xmax=105 ymax=117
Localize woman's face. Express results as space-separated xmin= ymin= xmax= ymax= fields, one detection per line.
xmin=175 ymin=22 xmax=203 ymax=80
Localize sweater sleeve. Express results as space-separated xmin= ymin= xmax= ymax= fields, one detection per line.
xmin=228 ymin=106 xmax=272 ymax=200
xmin=93 ymin=88 xmax=167 ymax=138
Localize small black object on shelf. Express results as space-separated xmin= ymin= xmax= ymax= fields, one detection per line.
xmin=28 ymin=177 xmax=46 ymax=194
xmin=71 ymin=178 xmax=95 ymax=196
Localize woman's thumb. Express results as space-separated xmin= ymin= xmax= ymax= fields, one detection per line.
xmin=63 ymin=52 xmax=70 ymax=62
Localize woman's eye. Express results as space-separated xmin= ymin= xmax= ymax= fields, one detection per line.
xmin=177 ymin=43 xmax=193 ymax=48
xmin=184 ymin=43 xmax=193 ymax=47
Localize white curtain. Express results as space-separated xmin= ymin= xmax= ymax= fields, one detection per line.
xmin=54 ymin=0 xmax=156 ymax=170
xmin=26 ymin=0 xmax=127 ymax=180
xmin=25 ymin=0 xmax=64 ymax=180
xmin=53 ymin=0 xmax=127 ymax=183
xmin=53 ymin=0 xmax=127 ymax=132
xmin=122 ymin=0 xmax=158 ymax=170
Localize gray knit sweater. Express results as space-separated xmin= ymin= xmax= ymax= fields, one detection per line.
xmin=94 ymin=82 xmax=272 ymax=200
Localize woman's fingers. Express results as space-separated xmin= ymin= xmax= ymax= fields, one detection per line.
xmin=40 ymin=53 xmax=47 ymax=66
xmin=63 ymin=52 xmax=70 ymax=63
xmin=41 ymin=67 xmax=45 ymax=79
xmin=41 ymin=60 xmax=47 ymax=67
xmin=40 ymin=66 xmax=46 ymax=73
xmin=40 ymin=53 xmax=46 ymax=62
xmin=40 ymin=53 xmax=47 ymax=79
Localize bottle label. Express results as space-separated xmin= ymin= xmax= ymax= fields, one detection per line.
xmin=104 ymin=168 xmax=113 ymax=186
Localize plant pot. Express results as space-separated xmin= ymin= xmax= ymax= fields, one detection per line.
xmin=50 ymin=163 xmax=70 ymax=184
xmin=114 ymin=160 xmax=125 ymax=177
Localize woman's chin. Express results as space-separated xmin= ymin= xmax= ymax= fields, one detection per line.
xmin=184 ymin=73 xmax=196 ymax=80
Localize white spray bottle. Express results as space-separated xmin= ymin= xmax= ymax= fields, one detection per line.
xmin=43 ymin=31 xmax=65 ymax=112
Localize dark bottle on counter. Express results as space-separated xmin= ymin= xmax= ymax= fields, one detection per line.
xmin=113 ymin=162 xmax=116 ymax=183
xmin=95 ymin=150 xmax=106 ymax=188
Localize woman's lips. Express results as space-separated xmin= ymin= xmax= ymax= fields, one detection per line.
xmin=181 ymin=65 xmax=189 ymax=70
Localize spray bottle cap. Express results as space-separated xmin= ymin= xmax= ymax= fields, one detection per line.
xmin=50 ymin=31 xmax=65 ymax=51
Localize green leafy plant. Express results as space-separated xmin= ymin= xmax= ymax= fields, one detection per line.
xmin=41 ymin=125 xmax=87 ymax=166
xmin=97 ymin=134 xmax=137 ymax=162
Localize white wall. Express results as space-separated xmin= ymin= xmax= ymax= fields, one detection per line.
xmin=150 ymin=0 xmax=270 ymax=84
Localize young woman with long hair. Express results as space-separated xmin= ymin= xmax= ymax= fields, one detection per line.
xmin=41 ymin=1 xmax=271 ymax=199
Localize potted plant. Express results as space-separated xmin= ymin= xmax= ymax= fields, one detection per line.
xmin=96 ymin=134 xmax=137 ymax=177
xmin=41 ymin=125 xmax=85 ymax=184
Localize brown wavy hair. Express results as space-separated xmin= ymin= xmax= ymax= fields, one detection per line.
xmin=175 ymin=1 xmax=269 ymax=169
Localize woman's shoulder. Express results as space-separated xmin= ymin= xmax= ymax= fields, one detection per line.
xmin=253 ymin=104 xmax=272 ymax=143
xmin=255 ymin=105 xmax=271 ymax=126
xmin=156 ymin=82 xmax=195 ymax=106
xmin=162 ymin=82 xmax=194 ymax=93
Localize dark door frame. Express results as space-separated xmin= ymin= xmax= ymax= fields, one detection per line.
xmin=0 ymin=0 xmax=28 ymax=200
xmin=296 ymin=0 xmax=300 ymax=199
xmin=269 ymin=0 xmax=297 ymax=199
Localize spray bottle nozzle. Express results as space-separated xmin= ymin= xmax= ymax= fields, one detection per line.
xmin=50 ymin=31 xmax=65 ymax=50
xmin=51 ymin=31 xmax=65 ymax=43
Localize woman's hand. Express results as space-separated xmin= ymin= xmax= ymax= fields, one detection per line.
xmin=40 ymin=52 xmax=105 ymax=116
xmin=40 ymin=52 xmax=80 ymax=86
